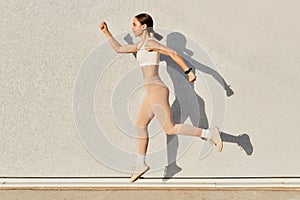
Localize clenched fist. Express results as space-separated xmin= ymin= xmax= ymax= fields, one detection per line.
xmin=188 ymin=71 xmax=197 ymax=82
xmin=100 ymin=21 xmax=108 ymax=33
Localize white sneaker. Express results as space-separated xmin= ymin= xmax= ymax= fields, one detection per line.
xmin=130 ymin=163 xmax=150 ymax=183
xmin=209 ymin=127 xmax=223 ymax=152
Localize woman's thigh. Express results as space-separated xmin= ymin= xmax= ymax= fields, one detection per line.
xmin=149 ymin=87 xmax=175 ymax=131
xmin=136 ymin=95 xmax=154 ymax=128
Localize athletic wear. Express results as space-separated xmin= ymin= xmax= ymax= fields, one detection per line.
xmin=136 ymin=154 xmax=146 ymax=166
xmin=209 ymin=127 xmax=223 ymax=152
xmin=130 ymin=163 xmax=150 ymax=183
xmin=202 ymin=129 xmax=212 ymax=140
xmin=135 ymin=75 xmax=200 ymax=136
xmin=136 ymin=38 xmax=160 ymax=67
xmin=132 ymin=39 xmax=223 ymax=182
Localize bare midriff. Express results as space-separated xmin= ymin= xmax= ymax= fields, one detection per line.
xmin=141 ymin=65 xmax=159 ymax=79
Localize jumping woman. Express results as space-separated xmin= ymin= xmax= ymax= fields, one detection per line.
xmin=100 ymin=13 xmax=222 ymax=183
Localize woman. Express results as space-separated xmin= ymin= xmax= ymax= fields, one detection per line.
xmin=100 ymin=13 xmax=222 ymax=182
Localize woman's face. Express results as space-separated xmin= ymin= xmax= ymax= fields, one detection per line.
xmin=132 ymin=17 xmax=145 ymax=37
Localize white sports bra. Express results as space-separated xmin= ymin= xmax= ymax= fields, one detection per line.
xmin=136 ymin=38 xmax=160 ymax=67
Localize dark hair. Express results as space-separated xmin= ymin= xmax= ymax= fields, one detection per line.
xmin=135 ymin=13 xmax=163 ymax=40
xmin=135 ymin=13 xmax=154 ymax=32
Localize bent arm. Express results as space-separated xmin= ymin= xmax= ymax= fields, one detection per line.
xmin=147 ymin=40 xmax=188 ymax=71
xmin=147 ymin=40 xmax=196 ymax=82
xmin=103 ymin=30 xmax=138 ymax=53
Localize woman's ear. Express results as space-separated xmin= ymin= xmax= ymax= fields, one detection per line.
xmin=142 ymin=24 xmax=147 ymax=30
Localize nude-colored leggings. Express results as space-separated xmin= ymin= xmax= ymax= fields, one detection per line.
xmin=135 ymin=75 xmax=202 ymax=154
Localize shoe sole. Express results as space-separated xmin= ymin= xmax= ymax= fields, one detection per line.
xmin=210 ymin=127 xmax=223 ymax=152
xmin=130 ymin=165 xmax=150 ymax=183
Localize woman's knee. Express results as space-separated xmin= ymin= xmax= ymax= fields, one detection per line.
xmin=135 ymin=123 xmax=149 ymax=138
xmin=135 ymin=121 xmax=148 ymax=129
xmin=135 ymin=110 xmax=153 ymax=128
xmin=135 ymin=113 xmax=151 ymax=128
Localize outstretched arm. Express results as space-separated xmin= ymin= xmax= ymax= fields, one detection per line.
xmin=100 ymin=21 xmax=139 ymax=53
xmin=146 ymin=39 xmax=196 ymax=82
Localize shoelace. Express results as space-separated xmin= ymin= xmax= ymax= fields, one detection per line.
xmin=209 ymin=138 xmax=217 ymax=146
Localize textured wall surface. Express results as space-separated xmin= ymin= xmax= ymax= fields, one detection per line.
xmin=1 ymin=0 xmax=299 ymax=178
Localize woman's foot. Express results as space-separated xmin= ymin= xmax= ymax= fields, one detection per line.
xmin=130 ymin=163 xmax=150 ymax=183
xmin=209 ymin=127 xmax=223 ymax=152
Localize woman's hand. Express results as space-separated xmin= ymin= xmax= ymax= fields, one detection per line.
xmin=188 ymin=71 xmax=196 ymax=82
xmin=100 ymin=21 xmax=108 ymax=33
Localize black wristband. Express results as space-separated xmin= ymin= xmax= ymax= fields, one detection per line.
xmin=184 ymin=68 xmax=192 ymax=74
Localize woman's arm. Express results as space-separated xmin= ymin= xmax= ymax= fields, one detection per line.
xmin=146 ymin=39 xmax=196 ymax=82
xmin=100 ymin=21 xmax=139 ymax=53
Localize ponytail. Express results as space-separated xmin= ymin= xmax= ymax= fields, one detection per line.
xmin=148 ymin=27 xmax=163 ymax=41
xmin=152 ymin=30 xmax=163 ymax=41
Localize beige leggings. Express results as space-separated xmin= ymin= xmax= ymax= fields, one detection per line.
xmin=136 ymin=75 xmax=203 ymax=154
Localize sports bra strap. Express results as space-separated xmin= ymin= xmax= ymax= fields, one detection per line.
xmin=138 ymin=37 xmax=154 ymax=49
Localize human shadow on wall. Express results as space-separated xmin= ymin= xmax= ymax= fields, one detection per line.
xmin=124 ymin=32 xmax=253 ymax=182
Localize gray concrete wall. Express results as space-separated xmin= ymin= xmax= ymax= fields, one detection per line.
xmin=1 ymin=0 xmax=299 ymax=179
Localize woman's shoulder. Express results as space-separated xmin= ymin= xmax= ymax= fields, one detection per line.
xmin=145 ymin=37 xmax=160 ymax=46
xmin=147 ymin=37 xmax=158 ymax=42
xmin=138 ymin=37 xmax=158 ymax=50
xmin=145 ymin=38 xmax=162 ymax=50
